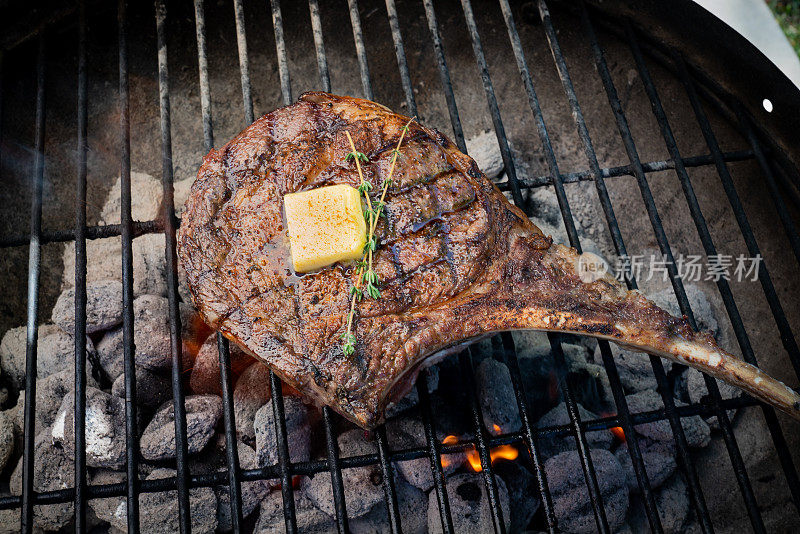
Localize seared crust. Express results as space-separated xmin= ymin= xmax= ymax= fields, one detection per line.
xmin=179 ymin=92 xmax=800 ymax=427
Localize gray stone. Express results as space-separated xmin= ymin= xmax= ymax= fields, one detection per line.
xmin=545 ymin=449 xmax=629 ymax=534
xmin=385 ymin=416 xmax=463 ymax=491
xmin=511 ymin=330 xmax=551 ymax=358
xmin=100 ymin=171 xmax=163 ymax=225
xmin=475 ymin=358 xmax=521 ymax=434
xmin=138 ymin=468 xmax=218 ymax=533
xmin=648 ymin=284 xmax=718 ymax=336
xmin=495 ymin=460 xmax=540 ymax=533
xmin=685 ymin=367 xmax=741 ymax=427
xmin=466 ymin=131 xmax=504 ymax=179
xmin=10 ymin=431 xmax=74 ymax=531
xmin=537 ymin=401 xmax=614 ymax=458
xmin=61 ymin=232 xmax=168 ymax=298
xmin=50 ymin=279 xmax=123 ymax=335
xmin=189 ymin=337 xmax=255 ymax=396
xmin=52 ymin=386 xmax=128 ymax=468
xmin=215 ymin=441 xmax=269 ymax=530
xmin=609 ymin=344 xmax=668 ymax=393
xmin=89 ymin=466 xmax=156 ymax=529
xmin=350 ymin=478 xmax=427 ymax=534
xmin=13 ymin=369 xmax=100 ymax=436
xmin=427 ymin=473 xmax=510 ymax=534
xmin=305 ymin=429 xmax=385 ymax=518
xmin=140 ymin=395 xmax=222 ymax=460
xmin=97 ymin=296 xmax=203 ymax=379
xmin=615 ymin=439 xmax=676 ymax=491
xmin=0 ymin=324 xmax=96 ymax=389
xmin=625 ymin=389 xmax=710 ymax=449
xmin=255 ymin=396 xmax=312 ymax=468
xmin=255 ymin=483 xmax=335 ymax=533
xmin=111 ymin=366 xmax=172 ymax=410
xmin=655 ymin=475 xmax=690 ymax=533
xmin=233 ymin=361 xmax=271 ymax=443
xmin=0 ymin=410 xmax=14 ymax=471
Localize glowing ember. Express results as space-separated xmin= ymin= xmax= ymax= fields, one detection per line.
xmin=610 ymin=426 xmax=626 ymax=442
xmin=441 ymin=435 xmax=459 ymax=468
xmin=492 ymin=423 xmax=501 ymax=435
xmin=465 ymin=444 xmax=520 ymax=472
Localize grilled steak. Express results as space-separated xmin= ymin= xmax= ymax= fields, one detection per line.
xmin=178 ymin=92 xmax=800 ymax=428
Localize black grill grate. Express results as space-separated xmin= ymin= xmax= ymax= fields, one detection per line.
xmin=0 ymin=0 xmax=799 ymax=533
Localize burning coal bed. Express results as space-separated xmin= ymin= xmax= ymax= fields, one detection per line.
xmin=0 ymin=134 xmax=731 ymax=533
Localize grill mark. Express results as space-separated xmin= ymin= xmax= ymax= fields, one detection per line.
xmin=378 ymin=194 xmax=478 ymax=248
xmin=389 ymin=243 xmax=406 ymax=280
xmin=428 ymin=182 xmax=458 ymax=282
xmin=369 ymin=131 xmax=429 ymax=159
xmin=393 ymin=167 xmax=455 ymax=195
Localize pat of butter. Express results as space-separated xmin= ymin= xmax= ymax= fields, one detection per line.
xmin=284 ymin=184 xmax=367 ymax=273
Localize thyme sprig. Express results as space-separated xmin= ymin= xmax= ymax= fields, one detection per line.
xmin=341 ymin=117 xmax=416 ymax=356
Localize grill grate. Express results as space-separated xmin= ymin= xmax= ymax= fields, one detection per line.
xmin=0 ymin=0 xmax=799 ymax=533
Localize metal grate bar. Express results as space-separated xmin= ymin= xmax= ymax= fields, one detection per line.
xmin=675 ymin=57 xmax=800 ymax=382
xmin=462 ymin=350 xmax=508 ymax=533
xmin=375 ymin=426 xmax=402 ymax=534
xmin=155 ymin=3 xmax=194 ymax=531
xmin=233 ymin=0 xmax=254 ymax=125
xmin=0 ymin=395 xmax=767 ymax=509
xmin=581 ymin=5 xmax=767 ymax=532
xmin=417 ymin=378 xmax=455 ymax=533
xmin=535 ymin=1 xmax=716 ymax=530
xmin=385 ymin=0 xmax=416 ymax=115
xmin=308 ymin=0 xmax=331 ymax=93
xmin=191 ymin=2 xmax=246 ymax=528
xmin=193 ymin=0 xmax=214 ymax=152
xmin=271 ymin=0 xmax=292 ymax=106
xmin=458 ymin=0 xmax=523 ymax=206
xmin=0 ymin=149 xmax=757 ymax=249
xmin=421 ymin=0 xmax=466 ymax=152
xmin=346 ymin=0 xmax=373 ymax=101
xmin=624 ymin=21 xmax=800 ymax=513
xmin=733 ymin=105 xmax=800 ymax=268
xmin=117 ymin=0 xmax=142 ymax=529
xmin=495 ymin=2 xmax=662 ymax=530
xmin=73 ymin=1 xmax=89 ymax=530
xmin=20 ymin=34 xmax=46 ymax=534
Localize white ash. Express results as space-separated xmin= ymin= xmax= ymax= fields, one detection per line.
xmin=52 ymin=386 xmax=128 ymax=469
xmin=350 ymin=477 xmax=427 ymax=534
xmin=494 ymin=460 xmax=540 ymax=532
xmin=545 ymin=449 xmax=629 ymax=534
xmin=10 ymin=430 xmax=75 ymax=531
xmin=0 ymin=411 xmax=14 ymax=472
xmin=536 ymin=401 xmax=613 ymax=458
xmin=50 ymin=279 xmax=123 ymax=335
xmin=111 ymin=366 xmax=172 ymax=410
xmin=254 ymin=396 xmax=313 ymax=470
xmin=476 ymin=357 xmax=522 ymax=434
xmin=427 ymin=472 xmax=510 ymax=534
xmin=189 ymin=336 xmax=255 ymax=397
xmin=11 ymin=368 xmax=100 ymax=436
xmin=255 ymin=480 xmax=334 ymax=533
xmin=61 ymin=233 xmax=168 ymax=298
xmin=89 ymin=467 xmax=155 ymax=530
xmin=233 ymin=361 xmax=272 ymax=444
xmin=466 ymin=130 xmax=504 ymax=180
xmin=384 ymin=416 xmax=463 ymax=491
xmin=0 ymin=323 xmax=96 ymax=389
xmin=140 ymin=395 xmax=222 ymax=461
xmin=213 ymin=439 xmax=269 ymax=530
xmin=305 ymin=429 xmax=385 ymax=518
xmin=100 ymin=171 xmax=164 ymax=225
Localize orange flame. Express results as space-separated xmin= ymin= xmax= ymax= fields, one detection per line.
xmin=610 ymin=426 xmax=626 ymax=442
xmin=492 ymin=423 xmax=501 ymax=435
xmin=441 ymin=435 xmax=459 ymax=469
xmin=465 ymin=444 xmax=520 ymax=472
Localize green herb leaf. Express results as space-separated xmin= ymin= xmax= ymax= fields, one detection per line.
xmin=357 ymin=181 xmax=373 ymax=194
xmin=365 ymin=282 xmax=380 ymax=300
xmin=346 ymin=150 xmax=369 ymax=163
xmin=342 ymin=340 xmax=355 ymax=356
xmin=364 ymin=269 xmax=378 ymax=285
xmin=363 ymin=236 xmax=378 ymax=254
xmin=349 ymin=286 xmax=363 ymax=300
